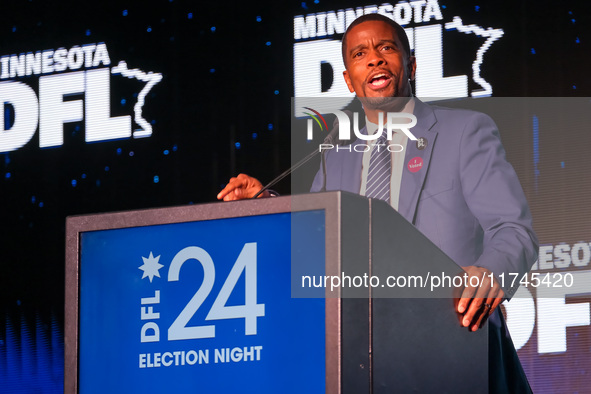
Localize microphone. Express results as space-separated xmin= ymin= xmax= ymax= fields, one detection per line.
xmin=252 ymin=111 xmax=354 ymax=198
xmin=324 ymin=110 xmax=354 ymax=146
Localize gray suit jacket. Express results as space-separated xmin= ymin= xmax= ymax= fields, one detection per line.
xmin=311 ymin=99 xmax=538 ymax=392
xmin=311 ymin=99 xmax=538 ymax=297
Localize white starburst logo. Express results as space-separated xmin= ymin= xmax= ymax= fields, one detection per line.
xmin=138 ymin=252 xmax=163 ymax=282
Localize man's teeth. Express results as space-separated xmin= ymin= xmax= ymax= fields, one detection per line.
xmin=371 ymin=75 xmax=388 ymax=86
xmin=370 ymin=74 xmax=389 ymax=86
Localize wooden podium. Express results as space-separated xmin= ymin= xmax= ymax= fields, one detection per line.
xmin=65 ymin=192 xmax=487 ymax=393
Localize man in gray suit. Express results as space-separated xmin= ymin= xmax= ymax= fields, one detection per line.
xmin=219 ymin=13 xmax=537 ymax=392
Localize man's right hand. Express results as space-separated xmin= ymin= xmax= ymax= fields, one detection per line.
xmin=217 ymin=173 xmax=270 ymax=201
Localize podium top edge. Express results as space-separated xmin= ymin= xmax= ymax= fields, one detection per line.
xmin=65 ymin=191 xmax=367 ymax=235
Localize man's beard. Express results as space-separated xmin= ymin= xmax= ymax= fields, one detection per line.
xmin=358 ymin=95 xmax=410 ymax=112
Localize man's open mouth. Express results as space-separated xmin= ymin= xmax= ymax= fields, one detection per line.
xmin=369 ymin=73 xmax=392 ymax=89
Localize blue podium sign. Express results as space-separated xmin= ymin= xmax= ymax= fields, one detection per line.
xmin=77 ymin=210 xmax=326 ymax=393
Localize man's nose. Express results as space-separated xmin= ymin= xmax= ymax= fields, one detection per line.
xmin=367 ymin=49 xmax=386 ymax=67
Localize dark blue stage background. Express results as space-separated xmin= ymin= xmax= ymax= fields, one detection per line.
xmin=1 ymin=0 xmax=590 ymax=392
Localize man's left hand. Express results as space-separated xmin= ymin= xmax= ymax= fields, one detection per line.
xmin=457 ymin=266 xmax=504 ymax=332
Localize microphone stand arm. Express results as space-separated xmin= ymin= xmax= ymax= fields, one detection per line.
xmin=252 ymin=148 xmax=320 ymax=199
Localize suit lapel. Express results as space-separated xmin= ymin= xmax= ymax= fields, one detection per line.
xmin=399 ymin=100 xmax=438 ymax=224
xmin=329 ymin=137 xmax=364 ymax=194
xmin=341 ymin=137 xmax=365 ymax=193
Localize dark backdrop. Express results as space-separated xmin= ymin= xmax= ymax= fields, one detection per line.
xmin=1 ymin=0 xmax=590 ymax=392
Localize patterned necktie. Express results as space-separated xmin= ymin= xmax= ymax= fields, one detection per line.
xmin=366 ymin=131 xmax=391 ymax=203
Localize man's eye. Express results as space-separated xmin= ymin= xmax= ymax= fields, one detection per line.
xmin=354 ymin=51 xmax=363 ymax=57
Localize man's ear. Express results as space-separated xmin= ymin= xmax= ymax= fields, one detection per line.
xmin=343 ymin=70 xmax=355 ymax=93
xmin=408 ymin=56 xmax=417 ymax=81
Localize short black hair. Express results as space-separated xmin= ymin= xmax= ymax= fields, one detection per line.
xmin=341 ymin=14 xmax=411 ymax=64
